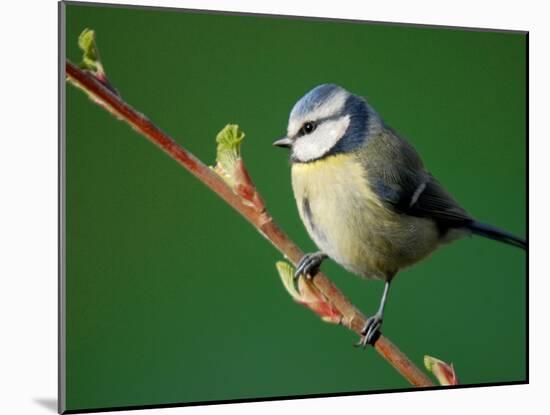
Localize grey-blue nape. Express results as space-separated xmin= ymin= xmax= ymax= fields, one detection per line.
xmin=329 ymin=94 xmax=370 ymax=155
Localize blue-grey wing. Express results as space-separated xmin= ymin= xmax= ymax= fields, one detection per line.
xmin=364 ymin=128 xmax=472 ymax=229
xmin=373 ymin=172 xmax=472 ymax=229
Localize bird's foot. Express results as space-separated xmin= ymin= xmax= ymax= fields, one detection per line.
xmin=355 ymin=313 xmax=383 ymax=347
xmin=294 ymin=252 xmax=327 ymax=280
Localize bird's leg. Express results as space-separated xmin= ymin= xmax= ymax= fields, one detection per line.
xmin=294 ymin=252 xmax=328 ymax=280
xmin=357 ymin=280 xmax=391 ymax=347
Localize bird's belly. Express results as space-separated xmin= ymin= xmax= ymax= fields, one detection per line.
xmin=291 ymin=156 xmax=440 ymax=279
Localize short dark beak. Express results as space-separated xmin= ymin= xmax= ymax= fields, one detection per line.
xmin=273 ymin=137 xmax=292 ymax=148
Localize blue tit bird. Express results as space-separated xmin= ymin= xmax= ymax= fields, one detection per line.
xmin=273 ymin=83 xmax=526 ymax=347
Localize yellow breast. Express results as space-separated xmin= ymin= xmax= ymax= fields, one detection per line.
xmin=291 ymin=154 xmax=439 ymax=279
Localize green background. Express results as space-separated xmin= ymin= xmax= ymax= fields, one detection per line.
xmin=64 ymin=2 xmax=527 ymax=412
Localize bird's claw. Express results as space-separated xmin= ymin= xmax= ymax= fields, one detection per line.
xmin=294 ymin=252 xmax=327 ymax=280
xmin=355 ymin=313 xmax=383 ymax=347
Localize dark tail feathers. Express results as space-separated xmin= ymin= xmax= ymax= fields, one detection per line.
xmin=467 ymin=221 xmax=526 ymax=250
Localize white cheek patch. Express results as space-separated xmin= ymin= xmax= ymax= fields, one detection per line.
xmin=287 ymin=90 xmax=349 ymax=137
xmin=292 ymin=115 xmax=350 ymax=162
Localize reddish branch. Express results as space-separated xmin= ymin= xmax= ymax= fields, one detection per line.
xmin=66 ymin=60 xmax=434 ymax=387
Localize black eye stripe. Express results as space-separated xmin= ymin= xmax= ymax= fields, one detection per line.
xmin=298 ymin=121 xmax=316 ymax=136
xmin=294 ymin=114 xmax=344 ymax=139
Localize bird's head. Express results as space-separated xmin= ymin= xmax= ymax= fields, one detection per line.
xmin=273 ymin=84 xmax=380 ymax=163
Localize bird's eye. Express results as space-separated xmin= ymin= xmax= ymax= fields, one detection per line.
xmin=300 ymin=121 xmax=316 ymax=136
